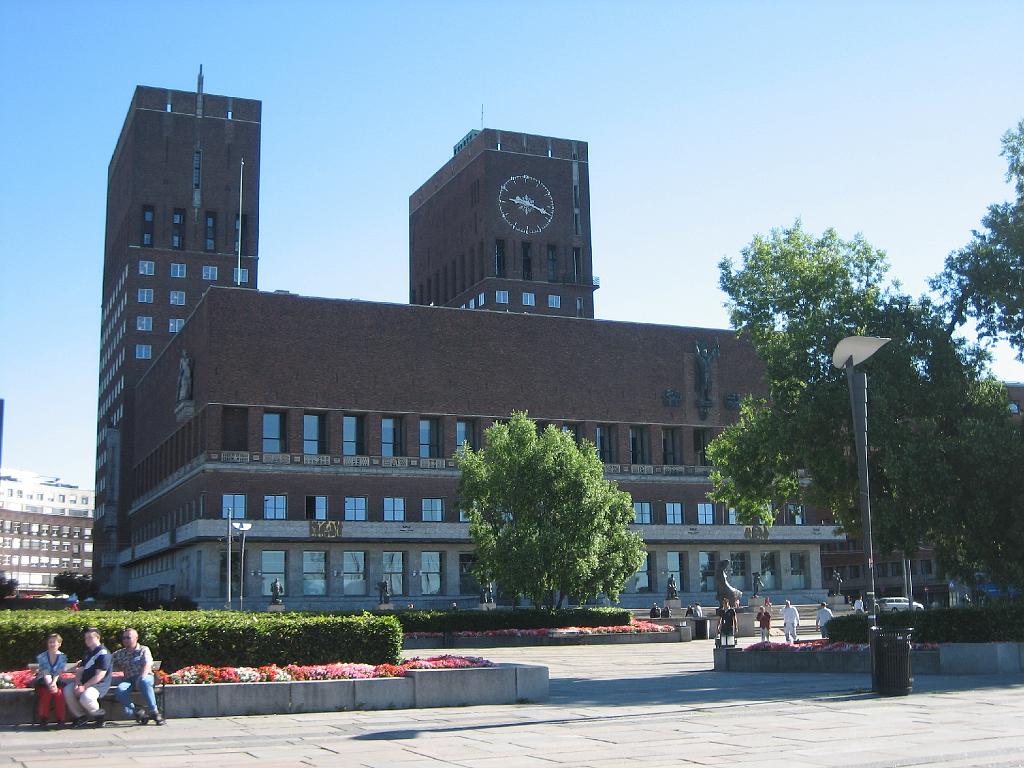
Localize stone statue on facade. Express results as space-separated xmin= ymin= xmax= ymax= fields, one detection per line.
xmin=665 ymin=574 xmax=679 ymax=601
xmin=694 ymin=340 xmax=720 ymax=419
xmin=715 ymin=559 xmax=742 ymax=605
xmin=752 ymin=572 xmax=764 ymax=598
xmin=270 ymin=578 xmax=284 ymax=605
xmin=377 ymin=580 xmax=391 ymax=605
xmin=831 ymin=568 xmax=843 ymax=597
xmin=176 ymin=351 xmax=194 ymax=403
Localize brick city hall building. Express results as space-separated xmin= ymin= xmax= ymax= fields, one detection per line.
xmin=95 ymin=78 xmax=845 ymax=609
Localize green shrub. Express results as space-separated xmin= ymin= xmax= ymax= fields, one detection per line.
xmin=385 ymin=606 xmax=633 ymax=633
xmin=0 ymin=610 xmax=401 ymax=671
xmin=825 ymin=606 xmax=1024 ymax=644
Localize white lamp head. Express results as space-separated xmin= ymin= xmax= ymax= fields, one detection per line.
xmin=832 ymin=336 xmax=891 ymax=368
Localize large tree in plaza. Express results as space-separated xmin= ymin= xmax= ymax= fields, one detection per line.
xmin=935 ymin=119 xmax=1024 ymax=359
xmin=708 ymin=222 xmax=1024 ymax=587
xmin=456 ymin=412 xmax=646 ymax=609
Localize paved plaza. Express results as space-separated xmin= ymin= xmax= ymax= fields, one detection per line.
xmin=2 ymin=639 xmax=1023 ymax=768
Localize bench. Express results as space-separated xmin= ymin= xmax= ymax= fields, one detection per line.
xmin=27 ymin=660 xmax=165 ymax=723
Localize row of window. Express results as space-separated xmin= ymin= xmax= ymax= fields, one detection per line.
xmin=251 ymin=413 xmax=479 ymax=457
xmin=138 ymin=260 xmax=248 ymax=283
xmin=242 ymin=412 xmax=713 ymax=466
xmin=1 ymin=554 xmax=91 ymax=568
xmin=140 ymin=206 xmax=247 ymax=253
xmin=137 ymin=317 xmax=185 ymax=333
xmin=415 ymin=241 xmax=585 ymax=309
xmin=0 ymin=538 xmax=90 ymax=553
xmin=222 ymin=494 xmax=460 ymax=523
xmin=493 ymin=240 xmax=585 ymax=283
xmin=488 ymin=291 xmax=564 ymax=310
xmin=216 ymin=550 xmax=470 ymax=598
xmin=0 ymin=520 xmax=91 ymax=537
xmin=3 ymin=490 xmax=90 ymax=505
xmin=632 ymin=501 xmax=806 ymax=526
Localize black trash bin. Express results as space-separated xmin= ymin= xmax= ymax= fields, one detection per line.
xmin=871 ymin=626 xmax=913 ymax=695
xmin=693 ymin=617 xmax=710 ymax=640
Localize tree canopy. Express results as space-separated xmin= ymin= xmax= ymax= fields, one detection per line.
xmin=935 ymin=118 xmax=1024 ymax=359
xmin=456 ymin=412 xmax=646 ymax=608
xmin=53 ymin=570 xmax=98 ymax=599
xmin=709 ymin=222 xmax=1024 ymax=588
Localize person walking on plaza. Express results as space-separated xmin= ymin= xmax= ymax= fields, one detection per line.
xmin=853 ymin=594 xmax=865 ymax=613
xmin=63 ymin=628 xmax=111 ymax=728
xmin=815 ymin=601 xmax=834 ymax=639
xmin=112 ymin=627 xmax=165 ymax=725
xmin=34 ymin=633 xmax=68 ymax=726
xmin=756 ymin=604 xmax=772 ymax=642
xmin=782 ymin=600 xmax=801 ymax=643
xmin=716 ymin=598 xmax=738 ymax=646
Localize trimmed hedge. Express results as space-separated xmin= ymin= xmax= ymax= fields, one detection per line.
xmin=0 ymin=610 xmax=402 ymax=671
xmin=826 ymin=606 xmax=1024 ymax=644
xmin=381 ymin=607 xmax=632 ymax=634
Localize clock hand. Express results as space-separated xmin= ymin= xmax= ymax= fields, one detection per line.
xmin=511 ymin=195 xmax=549 ymax=216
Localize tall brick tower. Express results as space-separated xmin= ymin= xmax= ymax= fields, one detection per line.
xmin=93 ymin=71 xmax=261 ymax=591
xmin=409 ymin=128 xmax=597 ymax=319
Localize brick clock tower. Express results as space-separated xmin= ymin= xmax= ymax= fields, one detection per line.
xmin=409 ymin=128 xmax=597 ymax=319
xmin=93 ymin=71 xmax=261 ymax=591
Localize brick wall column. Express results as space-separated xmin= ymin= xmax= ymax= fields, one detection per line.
xmin=248 ymin=407 xmax=263 ymax=453
xmin=287 ymin=408 xmax=303 ymax=454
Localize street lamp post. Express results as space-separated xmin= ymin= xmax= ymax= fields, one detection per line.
xmin=232 ymin=524 xmax=251 ymax=614
xmin=832 ymin=335 xmax=891 ymax=619
xmin=225 ymin=510 xmax=233 ymax=610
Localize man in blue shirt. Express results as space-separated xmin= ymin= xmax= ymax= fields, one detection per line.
xmin=63 ymin=628 xmax=112 ymax=727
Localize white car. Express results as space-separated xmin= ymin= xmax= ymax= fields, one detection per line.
xmin=876 ymin=597 xmax=925 ymax=612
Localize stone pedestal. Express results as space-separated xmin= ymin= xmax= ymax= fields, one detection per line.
xmin=664 ymin=599 xmax=681 ymax=610
xmin=267 ymin=604 xmax=285 ymax=612
xmin=828 ymin=595 xmax=845 ymax=607
xmin=477 ymin=601 xmax=497 ymax=611
xmin=377 ymin=602 xmax=394 ymax=611
xmin=174 ymin=400 xmax=195 ymax=423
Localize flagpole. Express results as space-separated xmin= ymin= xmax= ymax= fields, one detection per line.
xmin=236 ymin=158 xmax=244 ymax=285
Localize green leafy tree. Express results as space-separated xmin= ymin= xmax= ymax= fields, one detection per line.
xmin=53 ymin=570 xmax=99 ymax=599
xmin=709 ymin=222 xmax=1024 ymax=587
xmin=935 ymin=118 xmax=1024 ymax=358
xmin=456 ymin=412 xmax=646 ymax=608
xmin=0 ymin=576 xmax=17 ymax=600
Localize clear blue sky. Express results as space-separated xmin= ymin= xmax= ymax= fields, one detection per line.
xmin=2 ymin=1 xmax=1023 ymax=488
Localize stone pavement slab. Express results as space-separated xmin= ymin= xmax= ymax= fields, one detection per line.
xmin=2 ymin=640 xmax=1023 ymax=767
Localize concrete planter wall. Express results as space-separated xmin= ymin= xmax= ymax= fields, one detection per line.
xmin=713 ymin=644 xmax=1024 ymax=675
xmin=938 ymin=642 xmax=1024 ymax=675
xmin=405 ymin=626 xmax=690 ymax=650
xmin=0 ymin=663 xmax=548 ymax=725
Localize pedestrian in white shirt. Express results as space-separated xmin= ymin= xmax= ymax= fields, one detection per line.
xmin=694 ymin=603 xmax=704 ymax=618
xmin=782 ymin=600 xmax=800 ymax=643
xmin=815 ymin=602 xmax=834 ymax=638
xmin=853 ymin=595 xmax=865 ymax=613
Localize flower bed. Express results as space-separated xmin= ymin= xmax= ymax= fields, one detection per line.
xmin=742 ymin=639 xmax=938 ymax=652
xmin=405 ymin=619 xmax=672 ymax=640
xmin=0 ymin=655 xmax=493 ymax=689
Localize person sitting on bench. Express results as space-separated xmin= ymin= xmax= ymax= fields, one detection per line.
xmin=34 ymin=633 xmax=68 ymax=726
xmin=111 ymin=627 xmax=165 ymax=725
xmin=63 ymin=627 xmax=111 ymax=728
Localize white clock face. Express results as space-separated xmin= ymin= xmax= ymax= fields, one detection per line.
xmin=498 ymin=175 xmax=554 ymax=234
